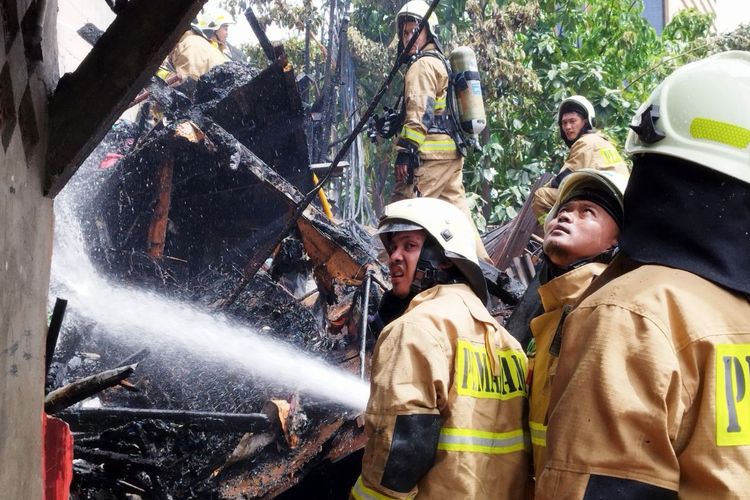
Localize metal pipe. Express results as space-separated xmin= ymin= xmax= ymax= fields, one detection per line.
xmin=359 ymin=271 xmax=372 ymax=380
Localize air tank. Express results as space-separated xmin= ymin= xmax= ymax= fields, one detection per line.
xmin=449 ymin=46 xmax=486 ymax=136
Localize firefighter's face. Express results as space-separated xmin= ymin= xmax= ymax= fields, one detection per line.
xmin=543 ymin=199 xmax=619 ymax=268
xmin=400 ymin=20 xmax=428 ymax=54
xmin=560 ymin=112 xmax=586 ymax=142
xmin=386 ymin=230 xmax=427 ymax=298
xmin=215 ymin=24 xmax=229 ymax=43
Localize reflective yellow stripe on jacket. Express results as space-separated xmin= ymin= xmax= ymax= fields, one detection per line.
xmin=420 ymin=139 xmax=456 ymax=152
xmin=351 ymin=476 xmax=414 ymax=500
xmin=438 ymin=427 xmax=528 ymax=454
xmin=529 ymin=421 xmax=546 ymax=447
xmin=401 ymin=126 xmax=426 ymax=146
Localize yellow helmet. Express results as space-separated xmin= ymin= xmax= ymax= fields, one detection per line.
xmin=378 ymin=197 xmax=488 ymax=303
xmin=625 ymin=51 xmax=750 ymax=185
xmin=546 ymin=169 xmax=629 ymax=228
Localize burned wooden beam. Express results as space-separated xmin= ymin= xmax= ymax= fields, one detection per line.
xmin=486 ymin=173 xmax=552 ymax=270
xmin=74 ymin=445 xmax=160 ymax=471
xmin=219 ymin=419 xmax=347 ymax=498
xmin=45 ymin=364 xmax=137 ymax=414
xmin=46 ymin=297 xmax=68 ymax=377
xmin=59 ymin=408 xmax=271 ymax=434
xmin=147 ymin=159 xmax=175 ymax=258
xmin=45 ymin=0 xmax=205 ymax=196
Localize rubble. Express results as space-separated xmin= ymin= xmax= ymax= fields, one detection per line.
xmin=52 ymin=45 xmax=385 ymax=499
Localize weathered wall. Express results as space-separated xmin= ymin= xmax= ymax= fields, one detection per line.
xmin=0 ymin=0 xmax=58 ymax=497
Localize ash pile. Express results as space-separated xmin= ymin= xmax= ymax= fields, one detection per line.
xmin=48 ymin=49 xmax=386 ymax=499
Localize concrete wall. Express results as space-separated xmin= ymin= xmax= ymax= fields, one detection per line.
xmin=0 ymin=0 xmax=58 ymax=497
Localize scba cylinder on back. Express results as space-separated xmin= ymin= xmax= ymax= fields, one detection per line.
xmin=449 ymin=46 xmax=486 ymax=137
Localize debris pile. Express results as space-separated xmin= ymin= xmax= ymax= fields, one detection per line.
xmin=50 ymin=50 xmax=386 ymax=499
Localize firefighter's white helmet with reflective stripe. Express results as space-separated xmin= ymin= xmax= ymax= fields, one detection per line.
xmin=558 ymin=95 xmax=596 ymax=127
xmin=378 ymin=197 xmax=488 ymax=303
xmin=625 ymin=50 xmax=750 ymax=185
xmin=196 ymin=7 xmax=236 ymax=32
xmin=546 ymin=169 xmax=629 ymax=227
xmin=396 ymin=0 xmax=439 ymax=37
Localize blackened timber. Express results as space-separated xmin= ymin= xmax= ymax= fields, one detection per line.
xmin=59 ymin=408 xmax=271 ymax=434
xmin=45 ymin=364 xmax=137 ymax=414
xmin=45 ymin=298 xmax=67 ymax=377
xmin=489 ymin=173 xmax=552 ymax=269
xmin=200 ymin=120 xmax=305 ymax=207
xmin=45 ymin=0 xmax=205 ymax=197
xmin=74 ymin=446 xmax=160 ymax=471
xmin=244 ymin=6 xmax=275 ymax=62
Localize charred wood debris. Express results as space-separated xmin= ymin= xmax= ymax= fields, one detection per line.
xmin=48 ymin=44 xmax=528 ymax=499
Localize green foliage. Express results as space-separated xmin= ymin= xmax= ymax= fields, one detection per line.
xmin=225 ymin=0 xmax=721 ymax=225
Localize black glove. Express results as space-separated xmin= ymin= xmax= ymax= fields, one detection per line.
xmin=367 ymin=107 xmax=403 ymax=144
xmin=549 ymin=168 xmax=572 ymax=188
xmin=395 ymin=147 xmax=420 ymax=185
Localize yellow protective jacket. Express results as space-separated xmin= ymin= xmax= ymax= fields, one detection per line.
xmin=527 ymin=262 xmax=607 ymax=480
xmin=533 ymin=132 xmax=629 ymax=217
xmin=537 ymin=256 xmax=750 ymax=498
xmin=352 ymin=284 xmax=530 ymax=500
xmin=397 ymin=44 xmax=459 ymax=160
xmin=169 ymin=31 xmax=230 ymax=81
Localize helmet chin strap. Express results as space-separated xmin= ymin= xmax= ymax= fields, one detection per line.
xmin=409 ymin=241 xmax=463 ymax=295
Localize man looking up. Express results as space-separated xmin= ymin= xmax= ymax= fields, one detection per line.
xmin=351 ymin=197 xmax=529 ymax=499
xmin=526 ymin=169 xmax=627 ymax=482
xmin=533 ymin=95 xmax=629 ymax=219
xmin=537 ymin=51 xmax=750 ymax=498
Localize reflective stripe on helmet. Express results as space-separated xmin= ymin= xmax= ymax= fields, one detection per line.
xmin=437 ymin=427 xmax=528 ymax=454
xmin=690 ymin=118 xmax=750 ymax=150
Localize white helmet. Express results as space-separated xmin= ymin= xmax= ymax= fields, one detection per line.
xmin=396 ymin=0 xmax=439 ymax=39
xmin=377 ymin=197 xmax=488 ymax=304
xmin=625 ymin=51 xmax=750 ymax=185
xmin=558 ymin=95 xmax=596 ymax=127
xmin=546 ymin=169 xmax=629 ymax=228
xmin=194 ymin=7 xmax=236 ymax=33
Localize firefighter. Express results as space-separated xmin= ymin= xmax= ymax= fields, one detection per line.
xmin=161 ymin=7 xmax=234 ymax=81
xmin=536 ymin=51 xmax=750 ymax=498
xmin=526 ymin=169 xmax=627 ymax=481
xmin=390 ymin=0 xmax=491 ymax=262
xmin=351 ymin=197 xmax=530 ymax=499
xmin=532 ymin=95 xmax=629 ymax=219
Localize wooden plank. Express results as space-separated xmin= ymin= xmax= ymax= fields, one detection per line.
xmin=45 ymin=0 xmax=205 ymax=197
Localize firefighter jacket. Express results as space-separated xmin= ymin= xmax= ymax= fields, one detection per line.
xmin=527 ymin=262 xmax=607 ymax=480
xmin=536 ymin=257 xmax=750 ymax=499
xmin=169 ymin=31 xmax=230 ymax=81
xmin=352 ymin=283 xmax=530 ymax=500
xmin=397 ymin=44 xmax=459 ymax=161
xmin=533 ymin=132 xmax=628 ymax=217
